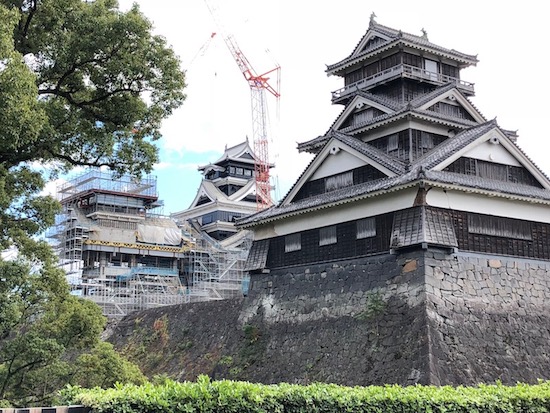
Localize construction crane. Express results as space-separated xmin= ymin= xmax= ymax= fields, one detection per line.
xmin=203 ymin=1 xmax=280 ymax=210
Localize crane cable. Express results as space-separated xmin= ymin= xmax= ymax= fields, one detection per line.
xmin=189 ymin=32 xmax=217 ymax=66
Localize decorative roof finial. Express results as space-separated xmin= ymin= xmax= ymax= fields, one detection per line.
xmin=421 ymin=28 xmax=428 ymax=40
xmin=369 ymin=12 xmax=377 ymax=27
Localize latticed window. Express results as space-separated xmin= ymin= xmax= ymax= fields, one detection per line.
xmin=325 ymin=171 xmax=353 ymax=192
xmin=356 ymin=217 xmax=376 ymax=239
xmin=319 ymin=226 xmax=337 ymax=246
xmin=285 ymin=233 xmax=301 ymax=252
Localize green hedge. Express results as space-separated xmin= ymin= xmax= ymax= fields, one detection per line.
xmin=62 ymin=375 xmax=550 ymax=413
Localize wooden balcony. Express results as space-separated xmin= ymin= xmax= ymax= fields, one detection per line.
xmin=331 ymin=64 xmax=475 ymax=103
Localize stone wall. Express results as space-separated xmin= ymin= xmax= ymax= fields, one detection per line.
xmin=239 ymin=253 xmax=430 ymax=385
xmin=424 ymin=250 xmax=550 ymax=385
xmin=108 ymin=249 xmax=550 ymax=386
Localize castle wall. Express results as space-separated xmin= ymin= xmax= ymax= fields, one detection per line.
xmin=424 ymin=250 xmax=550 ymax=385
xmin=239 ymin=252 xmax=432 ymax=385
xmin=108 ymin=249 xmax=550 ymax=386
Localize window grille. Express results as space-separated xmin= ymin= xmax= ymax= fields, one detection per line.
xmin=319 ymin=226 xmax=337 ymax=246
xmin=285 ymin=233 xmax=301 ymax=252
xmin=325 ymin=171 xmax=353 ymax=192
xmin=356 ymin=217 xmax=376 ymax=239
xmin=468 ymin=214 xmax=532 ymax=240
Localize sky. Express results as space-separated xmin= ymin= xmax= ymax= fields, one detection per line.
xmin=114 ymin=0 xmax=550 ymax=215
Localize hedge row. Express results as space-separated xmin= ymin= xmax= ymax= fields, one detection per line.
xmin=63 ymin=375 xmax=550 ymax=413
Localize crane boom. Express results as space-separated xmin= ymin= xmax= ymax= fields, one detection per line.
xmin=204 ymin=1 xmax=280 ymax=209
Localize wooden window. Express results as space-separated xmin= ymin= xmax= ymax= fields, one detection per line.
xmin=353 ymin=108 xmax=375 ymax=125
xmin=468 ymin=214 xmax=532 ymax=240
xmin=319 ymin=226 xmax=337 ymax=246
xmin=477 ymin=161 xmax=507 ymax=180
xmin=364 ymin=61 xmax=379 ymax=77
xmin=387 ymin=134 xmax=399 ymax=151
xmin=380 ymin=53 xmax=399 ymax=71
xmin=325 ymin=171 xmax=353 ymax=192
xmin=441 ymin=63 xmax=458 ymax=78
xmin=285 ymin=233 xmax=301 ymax=252
xmin=356 ymin=218 xmax=376 ymax=239
xmin=420 ymin=132 xmax=433 ymax=149
xmin=403 ymin=52 xmax=422 ymax=68
xmin=345 ymin=68 xmax=363 ymax=85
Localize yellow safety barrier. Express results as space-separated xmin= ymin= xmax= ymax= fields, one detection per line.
xmin=83 ymin=239 xmax=190 ymax=252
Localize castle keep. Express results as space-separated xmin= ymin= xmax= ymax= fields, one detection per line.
xmin=233 ymin=18 xmax=550 ymax=385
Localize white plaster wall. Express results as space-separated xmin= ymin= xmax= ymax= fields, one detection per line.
xmin=311 ymin=149 xmax=366 ymax=180
xmin=463 ymin=140 xmax=521 ymax=166
xmin=253 ymin=187 xmax=418 ymax=239
xmin=426 ymin=187 xmax=550 ymax=223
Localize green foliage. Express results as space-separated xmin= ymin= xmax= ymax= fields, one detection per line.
xmin=218 ymin=356 xmax=234 ymax=367
xmin=0 ymin=256 xmax=145 ymax=407
xmin=356 ymin=291 xmax=386 ymax=321
xmin=72 ymin=342 xmax=146 ymax=389
xmin=243 ymin=324 xmax=261 ymax=344
xmin=62 ymin=377 xmax=550 ymax=413
xmin=0 ymin=0 xmax=185 ymax=406
xmin=0 ymin=0 xmax=186 ymax=254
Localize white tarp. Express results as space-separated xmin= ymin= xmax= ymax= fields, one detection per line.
xmin=137 ymin=224 xmax=182 ymax=246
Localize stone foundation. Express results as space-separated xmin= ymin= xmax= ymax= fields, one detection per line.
xmin=109 ymin=249 xmax=550 ymax=386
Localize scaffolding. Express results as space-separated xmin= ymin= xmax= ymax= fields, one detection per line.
xmin=49 ymin=170 xmax=251 ymax=318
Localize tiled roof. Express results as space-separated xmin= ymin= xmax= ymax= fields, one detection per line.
xmin=244 ymin=239 xmax=270 ymax=271
xmin=355 ymin=90 xmax=403 ymax=111
xmin=298 ymin=83 xmax=481 ymax=154
xmin=200 ymin=139 xmax=257 ymax=170
xmin=424 ymin=170 xmax=550 ymax=201
xmin=331 ymin=131 xmax=407 ymax=174
xmin=391 ymin=207 xmax=458 ymax=249
xmin=413 ymin=120 xmax=497 ymax=169
xmin=408 ymin=82 xmax=459 ymax=107
xmin=280 ymin=130 xmax=405 ymax=218
xmin=237 ymin=173 xmax=418 ymax=227
xmin=327 ymin=21 xmax=478 ymax=74
xmin=239 ymin=117 xmax=550 ymax=228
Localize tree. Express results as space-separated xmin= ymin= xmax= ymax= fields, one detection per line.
xmin=0 ymin=0 xmax=186 ymax=406
xmin=0 ymin=0 xmax=186 ymax=255
xmin=0 ymin=257 xmax=146 ymax=406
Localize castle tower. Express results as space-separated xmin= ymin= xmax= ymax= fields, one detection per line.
xmin=172 ymin=139 xmax=269 ymax=243
xmin=236 ymin=19 xmax=550 ymax=385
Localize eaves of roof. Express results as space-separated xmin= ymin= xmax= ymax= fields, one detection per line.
xmin=327 ymin=34 xmax=477 ymax=75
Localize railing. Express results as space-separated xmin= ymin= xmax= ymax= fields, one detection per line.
xmin=115 ymin=266 xmax=178 ymax=282
xmin=331 ymin=64 xmax=475 ymax=101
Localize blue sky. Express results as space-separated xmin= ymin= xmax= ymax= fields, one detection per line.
xmin=153 ymin=143 xmax=219 ymax=214
xmin=111 ymin=0 xmax=550 ymax=216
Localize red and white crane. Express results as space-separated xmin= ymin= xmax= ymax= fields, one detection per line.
xmin=203 ymin=1 xmax=280 ymax=210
